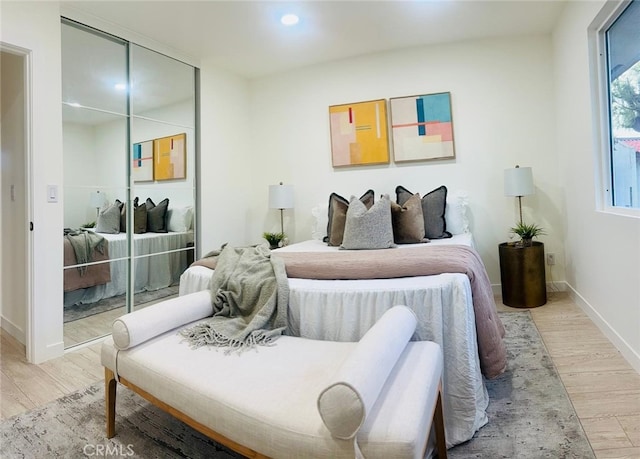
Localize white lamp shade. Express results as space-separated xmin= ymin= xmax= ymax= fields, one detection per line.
xmin=89 ymin=191 xmax=107 ymax=208
xmin=269 ymin=183 xmax=294 ymax=209
xmin=504 ymin=167 xmax=534 ymax=197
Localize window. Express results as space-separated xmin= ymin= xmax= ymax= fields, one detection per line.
xmin=603 ymin=0 xmax=640 ymax=209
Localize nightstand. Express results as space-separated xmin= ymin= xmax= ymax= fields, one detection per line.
xmin=498 ymin=241 xmax=547 ymax=308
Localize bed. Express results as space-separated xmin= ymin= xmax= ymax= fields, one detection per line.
xmin=180 ymin=187 xmax=506 ymax=446
xmin=179 ymin=233 xmax=505 ymax=447
xmin=64 ymin=230 xmax=194 ymax=308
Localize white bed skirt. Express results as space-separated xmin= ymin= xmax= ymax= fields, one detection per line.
xmin=179 ymin=263 xmax=489 ymax=447
xmin=65 ymin=231 xmax=193 ymax=307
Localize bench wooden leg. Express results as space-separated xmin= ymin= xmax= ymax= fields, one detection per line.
xmin=105 ymin=368 xmax=117 ymax=439
xmin=434 ymin=383 xmax=447 ymax=459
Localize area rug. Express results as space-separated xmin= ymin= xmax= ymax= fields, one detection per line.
xmin=449 ymin=311 xmax=595 ymax=458
xmin=64 ymin=286 xmax=180 ymax=323
xmin=1 ymin=311 xmax=594 ymax=458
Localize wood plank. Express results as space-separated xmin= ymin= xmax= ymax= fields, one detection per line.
xmin=581 ymin=417 xmax=633 ymax=450
xmin=0 ymin=370 xmax=35 ymax=419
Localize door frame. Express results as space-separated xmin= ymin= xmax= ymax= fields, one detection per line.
xmin=1 ymin=42 xmax=34 ymax=362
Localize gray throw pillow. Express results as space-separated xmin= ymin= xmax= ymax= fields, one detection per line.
xmin=325 ymin=190 xmax=375 ymax=247
xmin=95 ymin=203 xmax=121 ymax=234
xmin=341 ymin=194 xmax=395 ymax=250
xmin=396 ymin=185 xmax=452 ymax=239
xmin=145 ymin=198 xmax=169 ymax=233
xmin=391 ymin=193 xmax=428 ymax=244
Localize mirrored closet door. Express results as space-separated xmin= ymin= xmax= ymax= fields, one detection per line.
xmin=61 ymin=19 xmax=197 ymax=348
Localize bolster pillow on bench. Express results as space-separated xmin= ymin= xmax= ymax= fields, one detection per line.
xmin=317 ymin=305 xmax=418 ymax=439
xmin=112 ymin=290 xmax=213 ymax=350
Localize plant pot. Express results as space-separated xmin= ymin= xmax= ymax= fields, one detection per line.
xmin=499 ymin=241 xmax=547 ymax=308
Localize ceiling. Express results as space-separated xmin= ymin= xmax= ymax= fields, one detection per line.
xmin=61 ymin=0 xmax=568 ymax=79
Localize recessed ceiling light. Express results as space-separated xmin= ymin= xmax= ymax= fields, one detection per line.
xmin=114 ymin=83 xmax=127 ymax=91
xmin=281 ymin=13 xmax=299 ymax=26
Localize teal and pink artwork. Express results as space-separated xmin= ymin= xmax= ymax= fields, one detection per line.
xmin=132 ymin=140 xmax=153 ymax=182
xmin=390 ymin=92 xmax=455 ymax=162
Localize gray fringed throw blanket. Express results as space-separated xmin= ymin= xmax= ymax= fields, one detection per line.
xmin=63 ymin=228 xmax=107 ymax=276
xmin=180 ymin=244 xmax=289 ymax=351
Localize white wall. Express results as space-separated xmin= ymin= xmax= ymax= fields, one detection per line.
xmin=246 ymin=35 xmax=564 ymax=285
xmin=553 ymin=0 xmax=640 ymax=371
xmin=1 ymin=50 xmax=27 ymax=343
xmin=198 ymin=61 xmax=253 ymax=253
xmin=62 ymin=122 xmax=100 ymax=227
xmin=1 ymin=1 xmax=64 ymax=362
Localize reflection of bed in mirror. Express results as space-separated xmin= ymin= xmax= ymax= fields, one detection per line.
xmin=64 ymin=231 xmax=194 ymax=308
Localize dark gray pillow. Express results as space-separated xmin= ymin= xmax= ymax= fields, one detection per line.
xmin=115 ymin=199 xmax=126 ymax=232
xmin=95 ymin=203 xmax=121 ymax=234
xmin=396 ymin=185 xmax=451 ymax=239
xmin=118 ymin=198 xmax=148 ymax=233
xmin=145 ymin=198 xmax=169 ymax=233
xmin=324 ymin=190 xmax=374 ymax=247
xmin=391 ymin=192 xmax=428 ymax=244
xmin=340 ymin=194 xmax=395 ymax=250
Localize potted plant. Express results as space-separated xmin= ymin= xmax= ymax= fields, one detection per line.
xmin=263 ymin=232 xmax=285 ymax=250
xmin=500 ymin=221 xmax=547 ymax=308
xmin=509 ymin=222 xmax=545 ymax=247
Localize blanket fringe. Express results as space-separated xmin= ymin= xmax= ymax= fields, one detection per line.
xmin=179 ymin=323 xmax=278 ymax=354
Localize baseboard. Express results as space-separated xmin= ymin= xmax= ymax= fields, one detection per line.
xmin=566 ymin=283 xmax=640 ymax=375
xmin=1 ymin=315 xmax=25 ymax=345
xmin=492 ymin=281 xmax=567 ymax=296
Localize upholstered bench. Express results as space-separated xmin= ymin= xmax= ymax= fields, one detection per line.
xmin=102 ymin=291 xmax=447 ymax=458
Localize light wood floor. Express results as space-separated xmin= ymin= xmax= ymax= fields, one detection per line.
xmin=2 ymin=292 xmax=639 ymax=458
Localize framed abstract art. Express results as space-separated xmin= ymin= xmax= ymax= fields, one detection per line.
xmin=328 ymin=99 xmax=389 ymax=167
xmin=132 ymin=140 xmax=154 ymax=182
xmin=390 ymin=92 xmax=455 ymax=162
xmin=153 ymin=133 xmax=186 ymax=180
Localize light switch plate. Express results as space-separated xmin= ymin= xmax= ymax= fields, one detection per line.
xmin=47 ymin=184 xmax=58 ymax=203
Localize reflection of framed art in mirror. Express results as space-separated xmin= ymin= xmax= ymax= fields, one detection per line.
xmin=132 ymin=140 xmax=154 ymax=182
xmin=154 ymin=133 xmax=186 ymax=180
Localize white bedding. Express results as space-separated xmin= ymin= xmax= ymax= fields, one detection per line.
xmin=65 ymin=231 xmax=194 ymax=307
xmin=178 ymin=233 xmax=488 ymax=447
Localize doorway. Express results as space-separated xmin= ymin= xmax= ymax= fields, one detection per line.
xmin=1 ymin=46 xmax=32 ymax=360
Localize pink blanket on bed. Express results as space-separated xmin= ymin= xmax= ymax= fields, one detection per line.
xmin=272 ymin=245 xmax=507 ymax=379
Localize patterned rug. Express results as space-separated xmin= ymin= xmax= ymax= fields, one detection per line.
xmin=448 ymin=311 xmax=595 ymax=458
xmin=1 ymin=311 xmax=594 ymax=458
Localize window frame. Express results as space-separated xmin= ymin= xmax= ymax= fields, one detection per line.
xmin=590 ymin=0 xmax=640 ymax=218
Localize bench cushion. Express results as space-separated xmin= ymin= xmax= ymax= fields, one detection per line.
xmin=102 ymin=329 xmax=442 ymax=458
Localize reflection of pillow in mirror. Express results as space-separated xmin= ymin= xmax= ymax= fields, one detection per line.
xmin=115 ymin=199 xmax=126 ymax=232
xmin=145 ymin=198 xmax=169 ymax=233
xmin=391 ymin=193 xmax=428 ymax=244
xmin=131 ymin=197 xmax=147 ymax=234
xmin=167 ymin=206 xmax=193 ymax=232
xmin=340 ymin=194 xmax=395 ymax=250
xmin=95 ymin=203 xmax=121 ymax=234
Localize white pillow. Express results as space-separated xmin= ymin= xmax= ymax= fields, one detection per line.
xmin=311 ymin=203 xmax=329 ymax=241
xmin=445 ymin=190 xmax=469 ymax=235
xmin=317 ymin=306 xmax=417 ymax=439
xmin=167 ymin=206 xmax=193 ymax=232
xmin=112 ymin=291 xmax=212 ymax=350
